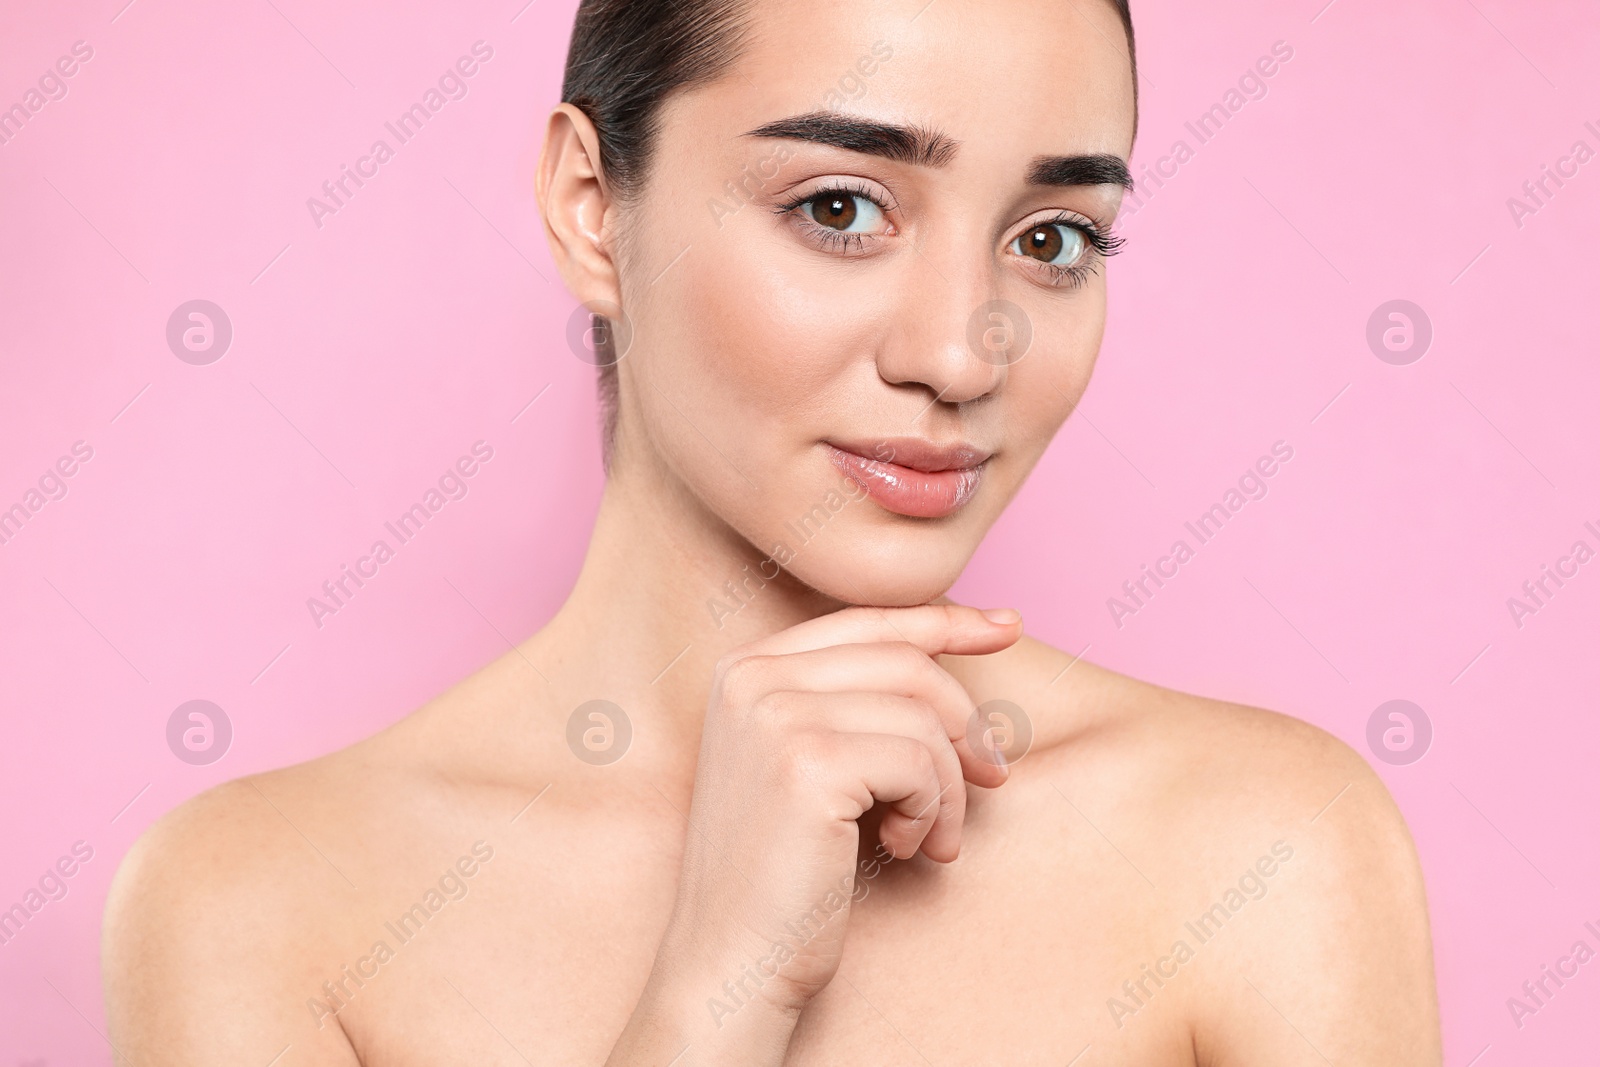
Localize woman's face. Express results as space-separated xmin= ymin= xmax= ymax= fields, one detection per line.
xmin=608 ymin=0 xmax=1136 ymax=606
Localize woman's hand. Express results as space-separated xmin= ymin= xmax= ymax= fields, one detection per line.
xmin=606 ymin=603 xmax=1023 ymax=1066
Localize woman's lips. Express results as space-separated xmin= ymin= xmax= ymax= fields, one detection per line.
xmin=826 ymin=443 xmax=987 ymax=519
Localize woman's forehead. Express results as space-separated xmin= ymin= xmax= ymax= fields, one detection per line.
xmin=670 ymin=0 xmax=1136 ymax=164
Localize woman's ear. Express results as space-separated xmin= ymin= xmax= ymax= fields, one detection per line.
xmin=536 ymin=103 xmax=623 ymax=307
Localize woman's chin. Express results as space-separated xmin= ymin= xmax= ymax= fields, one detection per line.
xmin=785 ymin=547 xmax=969 ymax=610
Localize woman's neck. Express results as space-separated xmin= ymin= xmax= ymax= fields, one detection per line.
xmin=526 ymin=455 xmax=845 ymax=769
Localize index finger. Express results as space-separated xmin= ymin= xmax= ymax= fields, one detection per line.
xmin=742 ymin=603 xmax=1022 ymax=659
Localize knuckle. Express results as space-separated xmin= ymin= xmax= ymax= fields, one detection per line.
xmin=916 ymin=702 xmax=950 ymax=744
xmin=716 ymin=652 xmax=770 ymax=697
xmin=749 ymin=689 xmax=797 ymax=729
xmin=711 ymin=649 xmax=744 ymax=686
xmin=882 ymin=642 xmax=941 ymax=695
xmin=908 ymin=740 xmax=938 ymax=779
xmin=893 ymin=691 xmax=947 ymax=742
xmin=888 ymin=640 xmax=931 ymax=672
xmin=895 ymin=691 xmax=936 ymax=726
xmin=779 ymin=730 xmax=836 ymax=787
xmin=942 ymin=602 xmax=979 ymax=634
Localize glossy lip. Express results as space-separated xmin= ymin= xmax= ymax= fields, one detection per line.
xmin=829 ymin=437 xmax=992 ymax=473
xmin=825 ymin=438 xmax=992 ymax=519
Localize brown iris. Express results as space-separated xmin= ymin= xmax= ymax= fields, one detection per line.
xmin=1020 ymin=224 xmax=1065 ymax=262
xmin=812 ymin=194 xmax=858 ymax=230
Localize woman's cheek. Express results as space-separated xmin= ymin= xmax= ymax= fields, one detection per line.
xmin=1037 ymin=302 xmax=1105 ymax=402
xmin=705 ymin=256 xmax=872 ymax=413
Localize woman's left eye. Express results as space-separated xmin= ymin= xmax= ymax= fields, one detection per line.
xmin=1010 ymin=222 xmax=1090 ymax=268
xmin=799 ymin=191 xmax=888 ymax=234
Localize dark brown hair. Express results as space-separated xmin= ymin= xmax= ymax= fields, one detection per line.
xmin=561 ymin=0 xmax=1136 ymax=471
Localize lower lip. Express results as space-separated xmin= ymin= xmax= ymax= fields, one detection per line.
xmin=826 ymin=445 xmax=985 ymax=519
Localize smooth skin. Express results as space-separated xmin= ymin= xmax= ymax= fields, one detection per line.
xmin=103 ymin=0 xmax=1442 ymax=1063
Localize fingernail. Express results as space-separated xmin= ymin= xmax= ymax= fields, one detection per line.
xmin=982 ymin=608 xmax=1022 ymax=625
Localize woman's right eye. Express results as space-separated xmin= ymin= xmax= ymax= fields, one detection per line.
xmin=775 ymin=183 xmax=897 ymax=254
xmin=798 ymin=190 xmax=888 ymax=234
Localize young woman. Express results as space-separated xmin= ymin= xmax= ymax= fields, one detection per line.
xmin=103 ymin=0 xmax=1442 ymax=1062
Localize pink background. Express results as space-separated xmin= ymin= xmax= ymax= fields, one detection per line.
xmin=2 ymin=0 xmax=1597 ymax=1061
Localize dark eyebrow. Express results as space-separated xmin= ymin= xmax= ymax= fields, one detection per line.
xmin=742 ymin=111 xmax=1131 ymax=190
xmin=1026 ymin=153 xmax=1133 ymax=191
xmin=742 ymin=111 xmax=959 ymax=167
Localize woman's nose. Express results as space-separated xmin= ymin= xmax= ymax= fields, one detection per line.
xmin=873 ymin=257 xmax=1015 ymax=406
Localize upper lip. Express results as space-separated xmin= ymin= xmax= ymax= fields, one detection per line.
xmin=827 ymin=437 xmax=993 ymax=473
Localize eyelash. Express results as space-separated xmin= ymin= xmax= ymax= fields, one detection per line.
xmin=1026 ymin=212 xmax=1127 ymax=289
xmin=773 ymin=182 xmax=1126 ymax=289
xmin=773 ymin=179 xmax=887 ymax=256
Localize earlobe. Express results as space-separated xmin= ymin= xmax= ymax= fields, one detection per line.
xmin=537 ymin=103 xmax=622 ymax=303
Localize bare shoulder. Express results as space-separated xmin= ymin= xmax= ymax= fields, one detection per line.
xmin=965 ymin=635 xmax=1386 ymax=817
xmin=982 ymin=636 xmax=1442 ymax=1063
xmin=101 ymin=667 xmax=522 ymax=1062
xmin=105 ymin=642 xmax=557 ymax=955
xmin=103 ymin=746 xmax=383 ymax=1064
xmin=105 ymin=766 xmax=338 ymax=974
xmin=985 ymin=635 xmax=1417 ymax=855
xmin=105 ymin=715 xmax=428 ymax=954
xmin=101 ymin=632 xmax=617 ymax=1062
